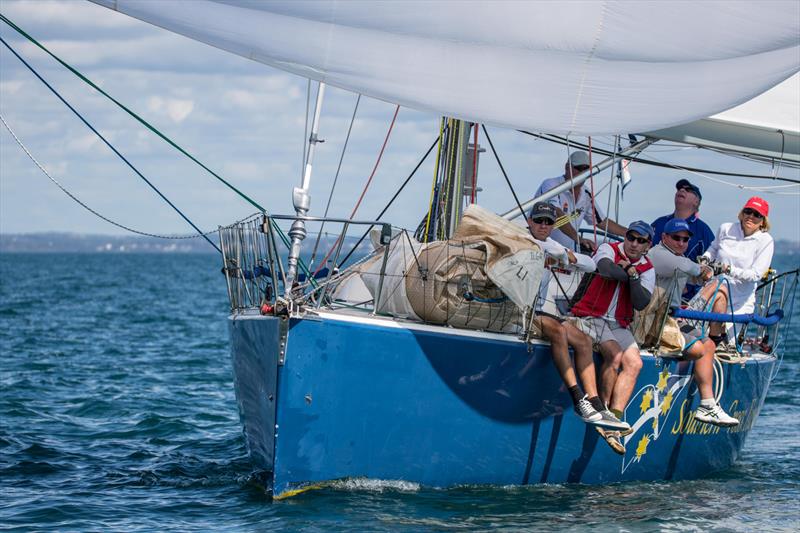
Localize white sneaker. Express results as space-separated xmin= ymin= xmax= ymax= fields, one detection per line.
xmin=596 ymin=409 xmax=632 ymax=433
xmin=575 ymin=395 xmax=602 ymax=424
xmin=694 ymin=403 xmax=740 ymax=427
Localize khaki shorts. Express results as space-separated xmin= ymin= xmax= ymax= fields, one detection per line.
xmin=570 ymin=316 xmax=638 ymax=351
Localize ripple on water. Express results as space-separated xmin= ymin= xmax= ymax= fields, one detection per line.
xmin=1 ymin=252 xmax=799 ymax=531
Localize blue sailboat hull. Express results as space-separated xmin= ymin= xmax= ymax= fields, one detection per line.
xmin=229 ymin=312 xmax=774 ymax=498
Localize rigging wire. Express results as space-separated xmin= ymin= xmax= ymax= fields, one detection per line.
xmin=1 ymin=113 xmax=225 ymax=240
xmin=312 ymin=104 xmax=400 ymax=275
xmin=481 ymin=125 xmax=529 ymax=222
xmin=520 ymin=131 xmax=800 ymax=183
xmin=310 ymin=93 xmax=361 ymax=267
xmin=337 ymin=136 xmax=439 ymax=268
xmin=0 ymin=34 xmax=221 ymax=253
xmin=0 ymin=14 xmax=266 ymax=213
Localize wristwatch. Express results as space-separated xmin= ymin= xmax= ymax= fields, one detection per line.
xmin=627 ymin=267 xmax=639 ymax=280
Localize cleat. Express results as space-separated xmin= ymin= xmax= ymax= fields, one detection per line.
xmin=595 ymin=427 xmax=626 ymax=455
xmin=694 ymin=403 xmax=740 ymax=427
xmin=596 ymin=409 xmax=632 ymax=433
xmin=575 ymin=395 xmax=603 ymax=424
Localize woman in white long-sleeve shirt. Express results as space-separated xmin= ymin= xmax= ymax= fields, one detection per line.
xmin=697 ymin=196 xmax=774 ymax=346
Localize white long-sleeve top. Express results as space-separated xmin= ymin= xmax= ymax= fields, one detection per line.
xmin=648 ymin=243 xmax=704 ymax=308
xmin=533 ymin=236 xmax=595 ymax=312
xmin=701 ymin=222 xmax=774 ymax=313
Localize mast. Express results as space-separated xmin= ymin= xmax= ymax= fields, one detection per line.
xmin=284 ymin=82 xmax=326 ymax=298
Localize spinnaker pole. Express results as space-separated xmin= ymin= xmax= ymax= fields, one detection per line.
xmin=285 ymin=82 xmax=326 ymax=298
xmin=501 ymin=137 xmax=656 ymax=220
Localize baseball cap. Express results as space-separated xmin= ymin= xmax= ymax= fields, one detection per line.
xmin=675 ymin=178 xmax=702 ymax=201
xmin=529 ymin=202 xmax=557 ymax=222
xmin=663 ymin=218 xmax=694 ymax=236
xmin=627 ymin=220 xmax=655 ymax=241
xmin=743 ymin=196 xmax=769 ymax=217
xmin=567 ymin=151 xmax=590 ymax=169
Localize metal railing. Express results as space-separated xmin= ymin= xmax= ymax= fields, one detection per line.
xmin=218 ymin=213 xmax=392 ymax=313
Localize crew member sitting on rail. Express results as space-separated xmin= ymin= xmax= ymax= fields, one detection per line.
xmin=694 ymin=197 xmax=775 ymax=352
xmin=648 ymin=218 xmax=739 ymax=427
xmin=527 ymin=202 xmax=628 ymax=430
xmin=569 ymin=220 xmax=655 ymax=454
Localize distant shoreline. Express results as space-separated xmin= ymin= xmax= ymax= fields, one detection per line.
xmin=0 ymin=232 xmax=367 ymax=254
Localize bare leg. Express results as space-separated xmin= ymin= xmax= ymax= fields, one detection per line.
xmin=698 ymin=283 xmax=730 ymax=337
xmin=564 ymin=322 xmax=598 ymax=398
xmin=539 ymin=316 xmax=577 ymax=388
xmin=598 ymin=339 xmax=623 ymax=407
xmin=685 ymin=339 xmax=716 ymax=400
xmin=609 ymin=346 xmax=643 ymax=414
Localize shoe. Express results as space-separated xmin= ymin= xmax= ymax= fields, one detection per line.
xmin=595 ymin=409 xmax=632 ymax=433
xmin=715 ymin=340 xmax=736 ymax=355
xmin=575 ymin=395 xmax=603 ymax=424
xmin=694 ymin=403 xmax=740 ymax=427
xmin=595 ymin=427 xmax=626 ymax=455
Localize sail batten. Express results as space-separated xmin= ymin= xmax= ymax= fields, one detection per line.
xmin=89 ymin=0 xmax=800 ymax=136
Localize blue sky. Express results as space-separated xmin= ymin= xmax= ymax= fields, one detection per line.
xmin=1 ymin=0 xmax=799 ymax=242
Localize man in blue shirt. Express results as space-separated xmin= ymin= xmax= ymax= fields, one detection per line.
xmin=651 ymin=179 xmax=715 ymax=299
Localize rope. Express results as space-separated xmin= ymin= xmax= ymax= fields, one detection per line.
xmin=471 ymin=123 xmax=479 ymax=204
xmin=313 ymin=105 xmax=400 ymax=275
xmin=336 ymin=136 xmax=439 ymax=268
xmin=0 ymin=16 xmax=320 ymax=280
xmin=0 ymin=14 xmax=265 ymax=211
xmin=1 ymin=113 xmax=224 ymax=239
xmin=518 ymin=131 xmax=800 ymax=184
xmin=310 ymin=93 xmax=361 ymax=266
xmin=423 ymin=118 xmax=446 ymax=243
xmin=0 ymin=34 xmax=221 ymax=254
xmin=588 ymin=136 xmax=597 ymax=247
xmin=481 ymin=125 xmax=528 ymax=223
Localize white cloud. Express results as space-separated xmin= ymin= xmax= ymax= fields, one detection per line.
xmin=146 ymin=96 xmax=194 ymax=123
xmin=0 ymin=80 xmax=25 ymax=95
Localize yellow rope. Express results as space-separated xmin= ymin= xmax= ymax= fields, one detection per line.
xmin=272 ymin=482 xmax=328 ymax=500
xmin=423 ymin=117 xmax=445 ymax=243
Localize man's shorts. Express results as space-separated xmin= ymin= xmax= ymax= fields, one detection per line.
xmin=569 ymin=316 xmax=638 ymax=352
xmin=529 ymin=311 xmax=565 ymax=339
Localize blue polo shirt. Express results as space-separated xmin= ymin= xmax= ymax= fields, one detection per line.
xmin=651 ymin=212 xmax=715 ymax=300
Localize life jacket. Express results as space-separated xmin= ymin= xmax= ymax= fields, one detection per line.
xmin=570 ymin=242 xmax=653 ymax=327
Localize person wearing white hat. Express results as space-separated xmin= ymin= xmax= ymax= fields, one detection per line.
xmin=532 ymin=151 xmax=628 ymax=253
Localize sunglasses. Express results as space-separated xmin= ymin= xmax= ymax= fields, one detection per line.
xmin=531 ymin=217 xmax=555 ymax=226
xmin=626 ymin=234 xmax=650 ymax=245
xmin=668 ymin=234 xmax=690 ymax=243
xmin=677 ymin=186 xmax=697 ymax=194
xmin=742 ymin=208 xmax=764 ymax=219
xmin=573 ymin=165 xmax=590 ymax=172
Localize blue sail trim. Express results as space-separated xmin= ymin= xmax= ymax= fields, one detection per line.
xmin=671 ymin=307 xmax=783 ymax=326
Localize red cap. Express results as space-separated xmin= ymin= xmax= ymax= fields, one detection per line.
xmin=743 ymin=196 xmax=769 ymax=217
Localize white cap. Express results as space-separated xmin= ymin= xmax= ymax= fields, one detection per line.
xmin=567 ymin=151 xmax=590 ymax=168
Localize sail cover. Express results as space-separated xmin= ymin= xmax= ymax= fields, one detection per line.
xmin=90 ymin=0 xmax=800 ymax=136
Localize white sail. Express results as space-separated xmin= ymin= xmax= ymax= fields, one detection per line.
xmin=89 ymin=0 xmax=799 ymax=136
xmin=647 ymin=74 xmax=800 ymax=162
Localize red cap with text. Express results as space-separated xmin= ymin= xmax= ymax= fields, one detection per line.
xmin=743 ymin=196 xmax=769 ymax=217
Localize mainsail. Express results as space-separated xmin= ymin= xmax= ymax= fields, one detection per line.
xmin=89 ymin=0 xmax=800 ymax=136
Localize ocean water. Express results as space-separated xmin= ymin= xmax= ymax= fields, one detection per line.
xmin=1 ymin=252 xmax=798 ymax=532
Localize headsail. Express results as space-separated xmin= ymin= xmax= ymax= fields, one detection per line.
xmin=647 ymin=74 xmax=800 ymax=163
xmin=89 ymin=0 xmax=799 ymax=136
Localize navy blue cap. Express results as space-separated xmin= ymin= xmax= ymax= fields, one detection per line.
xmin=529 ymin=202 xmax=557 ymax=222
xmin=663 ymin=218 xmax=694 ymax=236
xmin=676 ymin=179 xmax=702 ymax=201
xmin=627 ymin=220 xmax=654 ymax=241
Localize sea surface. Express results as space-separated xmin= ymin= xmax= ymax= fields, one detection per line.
xmin=1 ymin=252 xmax=799 ymax=532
